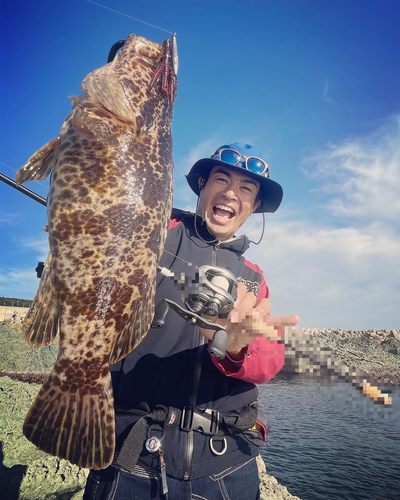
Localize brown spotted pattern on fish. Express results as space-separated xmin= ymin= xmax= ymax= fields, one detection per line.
xmin=15 ymin=34 xmax=177 ymax=469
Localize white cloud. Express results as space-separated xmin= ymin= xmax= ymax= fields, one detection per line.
xmin=245 ymin=215 xmax=399 ymax=329
xmin=21 ymin=234 xmax=49 ymax=262
xmin=174 ymin=138 xmax=221 ymax=210
xmin=301 ymin=115 xmax=400 ymax=224
xmin=0 ymin=268 xmax=41 ymax=299
xmin=0 ymin=210 xmax=19 ymax=225
xmin=323 ymin=78 xmax=333 ymax=103
xmin=175 ymin=138 xmax=217 ymax=176
xmin=0 ymin=233 xmax=49 ymax=299
xmin=243 ymin=117 xmax=400 ymax=330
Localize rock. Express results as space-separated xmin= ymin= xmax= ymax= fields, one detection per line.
xmin=381 ymin=337 xmax=400 ymax=356
xmin=295 ymin=328 xmax=400 ymax=383
xmin=389 ymin=330 xmax=400 ymax=341
xmin=257 ymin=455 xmax=301 ymax=500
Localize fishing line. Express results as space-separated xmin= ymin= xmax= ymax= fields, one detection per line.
xmin=0 ymin=161 xmax=48 ymax=191
xmin=85 ymin=0 xmax=173 ymax=34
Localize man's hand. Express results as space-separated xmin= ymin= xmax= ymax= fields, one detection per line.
xmin=200 ymin=282 xmax=300 ymax=358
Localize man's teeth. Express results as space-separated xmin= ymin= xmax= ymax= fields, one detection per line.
xmin=215 ymin=205 xmax=234 ymax=214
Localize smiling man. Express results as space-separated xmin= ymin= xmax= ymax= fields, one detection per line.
xmin=84 ymin=142 xmax=299 ymax=500
xmin=196 ymin=165 xmax=261 ymax=241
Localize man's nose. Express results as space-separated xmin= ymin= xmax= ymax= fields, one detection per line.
xmin=224 ymin=188 xmax=237 ymax=200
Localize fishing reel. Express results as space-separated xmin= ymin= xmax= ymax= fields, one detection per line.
xmin=152 ymin=266 xmax=238 ymax=359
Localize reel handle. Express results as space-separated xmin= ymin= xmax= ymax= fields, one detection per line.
xmin=208 ymin=328 xmax=228 ymax=359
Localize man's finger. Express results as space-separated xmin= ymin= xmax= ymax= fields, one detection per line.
xmin=234 ymin=282 xmax=250 ymax=306
xmin=235 ymin=284 xmax=257 ymax=310
xmin=239 ymin=314 xmax=300 ymax=340
xmin=266 ymin=314 xmax=300 ymax=327
xmin=254 ymin=297 xmax=271 ymax=315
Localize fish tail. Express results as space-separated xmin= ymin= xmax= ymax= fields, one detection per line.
xmin=23 ymin=253 xmax=58 ymax=346
xmin=23 ymin=365 xmax=115 ymax=469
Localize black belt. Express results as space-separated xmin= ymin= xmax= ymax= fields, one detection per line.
xmin=115 ymin=404 xmax=258 ymax=473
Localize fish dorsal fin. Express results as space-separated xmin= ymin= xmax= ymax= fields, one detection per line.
xmin=16 ymin=137 xmax=60 ymax=185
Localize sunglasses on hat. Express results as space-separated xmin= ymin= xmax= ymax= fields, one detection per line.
xmin=211 ymin=148 xmax=269 ymax=177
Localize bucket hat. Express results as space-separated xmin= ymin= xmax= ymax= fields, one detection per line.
xmin=186 ymin=142 xmax=283 ymax=213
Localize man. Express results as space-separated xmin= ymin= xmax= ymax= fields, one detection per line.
xmin=83 ymin=142 xmax=299 ymax=500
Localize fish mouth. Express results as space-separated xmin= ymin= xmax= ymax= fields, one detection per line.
xmin=212 ymin=204 xmax=236 ymax=220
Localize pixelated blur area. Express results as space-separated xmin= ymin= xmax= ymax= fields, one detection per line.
xmin=282 ymin=327 xmax=395 ymax=413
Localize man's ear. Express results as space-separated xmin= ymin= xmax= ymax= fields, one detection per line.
xmin=198 ymin=177 xmax=205 ymax=190
xmin=252 ymin=199 xmax=261 ymax=213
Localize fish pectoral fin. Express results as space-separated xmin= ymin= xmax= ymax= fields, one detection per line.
xmin=23 ymin=252 xmax=58 ymax=347
xmin=23 ymin=368 xmax=115 ymax=469
xmin=81 ymin=65 xmax=135 ymax=127
xmin=69 ymin=95 xmax=120 ymax=147
xmin=110 ymin=286 xmax=156 ymax=364
xmin=16 ymin=137 xmax=60 ymax=185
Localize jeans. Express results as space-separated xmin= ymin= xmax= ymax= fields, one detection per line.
xmin=83 ymin=456 xmax=260 ymax=500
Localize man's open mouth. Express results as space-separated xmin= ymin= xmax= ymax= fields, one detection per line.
xmin=212 ymin=204 xmax=235 ymax=219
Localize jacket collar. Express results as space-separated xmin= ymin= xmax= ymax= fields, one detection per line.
xmin=171 ymin=208 xmax=250 ymax=256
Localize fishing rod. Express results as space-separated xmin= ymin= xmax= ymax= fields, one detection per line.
xmin=0 ymin=172 xmax=47 ymax=206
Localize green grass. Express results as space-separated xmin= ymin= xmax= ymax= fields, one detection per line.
xmin=0 ymin=325 xmax=58 ymax=373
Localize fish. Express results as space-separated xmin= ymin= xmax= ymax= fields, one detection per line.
xmin=15 ymin=33 xmax=177 ymax=469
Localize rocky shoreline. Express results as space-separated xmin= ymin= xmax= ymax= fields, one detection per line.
xmin=296 ymin=328 xmax=400 ymax=383
xmin=1 ymin=325 xmax=398 ymax=499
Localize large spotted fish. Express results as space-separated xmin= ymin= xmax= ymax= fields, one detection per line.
xmin=15 ymin=34 xmax=177 ymax=469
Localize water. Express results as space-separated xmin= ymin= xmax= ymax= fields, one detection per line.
xmin=259 ymin=374 xmax=400 ymax=500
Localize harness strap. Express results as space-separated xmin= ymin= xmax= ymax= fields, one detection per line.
xmin=116 ymin=415 xmax=149 ymax=472
xmin=115 ymin=404 xmax=258 ymax=473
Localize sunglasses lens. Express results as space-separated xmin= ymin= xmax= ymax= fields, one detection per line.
xmin=220 ymin=149 xmax=241 ymax=165
xmin=247 ymin=158 xmax=266 ymax=175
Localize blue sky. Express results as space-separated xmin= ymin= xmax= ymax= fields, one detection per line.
xmin=1 ymin=0 xmax=399 ymax=329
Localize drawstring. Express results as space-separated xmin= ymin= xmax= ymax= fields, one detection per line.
xmin=249 ymin=212 xmax=265 ymax=245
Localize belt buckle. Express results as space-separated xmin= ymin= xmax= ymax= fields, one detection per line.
xmin=180 ymin=407 xmax=221 ymax=434
xmin=203 ymin=408 xmax=220 ymax=435
xmin=181 ymin=405 xmax=193 ymax=431
xmin=192 ymin=408 xmax=220 ymax=435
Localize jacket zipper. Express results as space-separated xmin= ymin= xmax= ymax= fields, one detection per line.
xmin=212 ymin=242 xmax=218 ymax=266
xmin=182 ymin=329 xmax=205 ymax=480
xmin=183 ymin=244 xmax=219 ymax=479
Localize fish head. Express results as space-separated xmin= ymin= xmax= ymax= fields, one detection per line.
xmin=79 ymin=33 xmax=177 ymax=139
